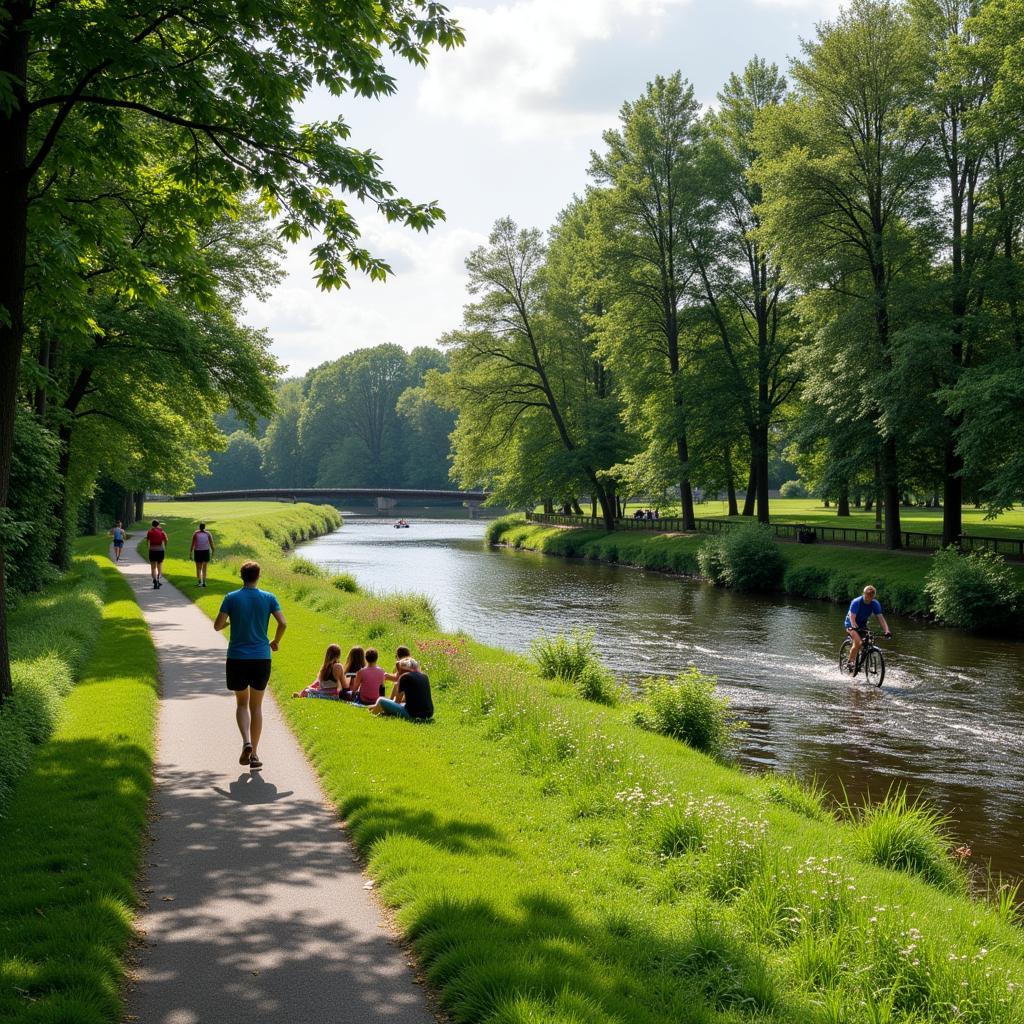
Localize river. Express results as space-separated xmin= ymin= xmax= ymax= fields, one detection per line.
xmin=299 ymin=516 xmax=1024 ymax=879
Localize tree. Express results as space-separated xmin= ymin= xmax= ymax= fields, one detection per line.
xmin=202 ymin=432 xmax=266 ymax=492
xmin=433 ymin=215 xmax=623 ymax=526
xmin=589 ymin=73 xmax=707 ymax=530
xmin=753 ymin=0 xmax=936 ymax=548
xmin=261 ymin=381 xmax=306 ymax=489
xmin=0 ymin=1 xmax=463 ymax=701
xmin=342 ymin=344 xmax=413 ymax=480
xmin=697 ymin=58 xmax=800 ymax=523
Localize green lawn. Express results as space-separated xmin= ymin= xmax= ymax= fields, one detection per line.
xmin=141 ymin=502 xmax=1023 ymax=1023
xmin=612 ymin=499 xmax=1024 ymax=541
xmin=0 ymin=538 xmax=159 ymax=1024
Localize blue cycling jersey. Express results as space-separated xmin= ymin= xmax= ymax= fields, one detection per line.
xmin=845 ymin=596 xmax=882 ymax=629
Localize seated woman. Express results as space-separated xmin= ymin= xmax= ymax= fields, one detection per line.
xmin=370 ymin=657 xmax=434 ymax=721
xmin=352 ymin=648 xmax=386 ymax=706
xmin=339 ymin=645 xmax=366 ymax=701
xmin=293 ymin=643 xmax=344 ymax=699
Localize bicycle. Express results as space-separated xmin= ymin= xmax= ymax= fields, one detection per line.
xmin=838 ymin=628 xmax=887 ymax=686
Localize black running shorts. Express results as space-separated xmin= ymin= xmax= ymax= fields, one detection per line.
xmin=225 ymin=658 xmax=272 ymax=691
xmin=193 ymin=549 xmax=211 ymax=563
xmin=149 ymin=549 xmax=166 ymax=563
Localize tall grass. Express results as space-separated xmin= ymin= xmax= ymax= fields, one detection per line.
xmin=530 ymin=629 xmax=623 ymax=705
xmin=849 ymin=788 xmax=968 ymax=894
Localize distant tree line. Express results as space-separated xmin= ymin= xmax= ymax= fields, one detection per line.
xmin=196 ymin=345 xmax=456 ymax=492
xmin=432 ymin=0 xmax=1024 ymax=548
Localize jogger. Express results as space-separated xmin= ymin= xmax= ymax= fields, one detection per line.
xmin=214 ymin=560 xmax=286 ymax=770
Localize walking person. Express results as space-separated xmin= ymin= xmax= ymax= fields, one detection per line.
xmin=189 ymin=521 xmax=215 ymax=587
xmin=214 ymin=561 xmax=286 ymax=771
xmin=110 ymin=520 xmax=127 ymax=562
xmin=146 ymin=519 xmax=168 ymax=588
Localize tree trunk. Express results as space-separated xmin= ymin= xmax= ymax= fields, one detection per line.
xmin=854 ymin=492 xmax=862 ymax=509
xmin=873 ymin=458 xmax=883 ymax=528
xmin=881 ymin=438 xmax=901 ymax=549
xmin=571 ymin=499 xmax=583 ymax=516
xmin=864 ymin=494 xmax=872 ymax=511
xmin=543 ymin=498 xmax=554 ymax=514
xmin=135 ymin=491 xmax=145 ymax=523
xmin=837 ymin=484 xmax=850 ymax=517
xmin=724 ymin=448 xmax=739 ymax=517
xmin=741 ymin=458 xmax=756 ymax=517
xmin=85 ymin=495 xmax=98 ymax=536
xmin=823 ymin=498 xmax=830 ymax=508
xmin=942 ymin=435 xmax=963 ymax=547
xmin=0 ymin=1 xmax=32 ymax=706
xmin=590 ymin=497 xmax=597 ymax=519
xmin=754 ymin=421 xmax=770 ymax=524
xmin=49 ymin=425 xmax=74 ymax=571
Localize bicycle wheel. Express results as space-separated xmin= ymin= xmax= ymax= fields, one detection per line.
xmin=838 ymin=638 xmax=853 ymax=674
xmin=863 ymin=647 xmax=885 ymax=687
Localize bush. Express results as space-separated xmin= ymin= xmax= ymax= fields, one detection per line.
xmin=924 ymin=547 xmax=1020 ymax=632
xmin=632 ymin=668 xmax=744 ymax=757
xmin=779 ymin=479 xmax=808 ymax=498
xmin=290 ymin=556 xmax=326 ymax=577
xmin=530 ymin=629 xmax=621 ymax=705
xmin=331 ymin=572 xmax=359 ymax=593
xmin=531 ymin=628 xmax=597 ymax=682
xmin=573 ymin=662 xmax=624 ymax=706
xmin=699 ymin=525 xmax=784 ymax=592
xmin=762 ymin=773 xmax=830 ymax=821
xmin=851 ymin=789 xmax=966 ymax=893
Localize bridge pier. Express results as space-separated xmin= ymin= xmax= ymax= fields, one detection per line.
xmin=376 ymin=497 xmax=397 ymax=513
xmin=466 ymin=500 xmax=480 ymax=519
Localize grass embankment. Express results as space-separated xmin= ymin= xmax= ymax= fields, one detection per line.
xmin=614 ymin=499 xmax=1024 ymax=541
xmin=147 ymin=500 xmax=1024 ymax=1023
xmin=0 ymin=537 xmax=159 ymax=1024
xmin=490 ymin=515 xmax=961 ymax=617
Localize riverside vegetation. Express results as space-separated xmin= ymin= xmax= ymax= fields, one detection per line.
xmin=488 ymin=515 xmax=1024 ymax=635
xmin=143 ymin=501 xmax=1023 ymax=1023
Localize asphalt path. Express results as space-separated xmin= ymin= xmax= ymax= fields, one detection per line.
xmin=117 ymin=544 xmax=435 ymax=1024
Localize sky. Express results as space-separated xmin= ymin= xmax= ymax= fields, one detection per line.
xmin=245 ymin=0 xmax=844 ymax=377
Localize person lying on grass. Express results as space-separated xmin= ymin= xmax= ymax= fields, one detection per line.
xmin=352 ymin=647 xmax=387 ymax=706
xmin=293 ymin=643 xmax=344 ymax=699
xmin=370 ymin=657 xmax=434 ymax=721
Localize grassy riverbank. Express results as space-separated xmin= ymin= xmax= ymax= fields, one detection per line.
xmin=0 ymin=539 xmax=159 ymax=1023
xmin=145 ymin=500 xmax=1023 ymax=1023
xmin=492 ymin=515 xmax=1024 ymax=625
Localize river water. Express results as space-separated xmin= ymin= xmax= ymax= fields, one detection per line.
xmin=299 ymin=516 xmax=1024 ymax=878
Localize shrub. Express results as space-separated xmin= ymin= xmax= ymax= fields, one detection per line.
xmin=700 ymin=525 xmax=784 ymax=592
xmin=573 ymin=662 xmax=623 ymax=706
xmin=851 ymin=789 xmax=966 ymax=893
xmin=697 ymin=535 xmax=727 ymax=582
xmin=331 ymin=572 xmax=359 ymax=593
xmin=924 ymin=547 xmax=1020 ymax=632
xmin=632 ymin=668 xmax=744 ymax=757
xmin=779 ymin=479 xmax=808 ymax=498
xmin=290 ymin=556 xmax=326 ymax=577
xmin=485 ymin=514 xmax=525 ymax=545
xmin=531 ymin=629 xmax=596 ymax=682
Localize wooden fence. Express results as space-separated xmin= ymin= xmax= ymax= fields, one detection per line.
xmin=525 ymin=512 xmax=1024 ymax=560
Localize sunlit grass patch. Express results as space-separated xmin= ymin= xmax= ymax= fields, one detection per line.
xmin=0 ymin=544 xmax=158 ymax=1023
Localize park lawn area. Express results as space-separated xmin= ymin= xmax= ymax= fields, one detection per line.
xmin=146 ymin=501 xmax=1023 ymax=1023
xmin=0 ymin=537 xmax=159 ymax=1024
xmin=635 ymin=499 xmax=1024 ymax=541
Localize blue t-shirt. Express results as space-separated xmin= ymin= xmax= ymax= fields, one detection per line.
xmin=846 ymin=596 xmax=882 ymax=629
xmin=219 ymin=587 xmax=281 ymax=659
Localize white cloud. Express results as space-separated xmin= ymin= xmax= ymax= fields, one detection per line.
xmin=418 ymin=0 xmax=693 ymax=142
xmin=244 ymin=219 xmax=486 ymax=376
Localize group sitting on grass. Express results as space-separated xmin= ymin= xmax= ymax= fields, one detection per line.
xmin=293 ymin=643 xmax=434 ymax=721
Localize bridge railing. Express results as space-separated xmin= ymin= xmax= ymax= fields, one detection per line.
xmin=525 ymin=512 xmax=1024 ymax=559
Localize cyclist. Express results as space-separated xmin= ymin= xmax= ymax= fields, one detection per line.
xmin=844 ymin=585 xmax=892 ymax=672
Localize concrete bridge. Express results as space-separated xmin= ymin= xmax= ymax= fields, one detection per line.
xmin=172 ymin=487 xmax=490 ymax=514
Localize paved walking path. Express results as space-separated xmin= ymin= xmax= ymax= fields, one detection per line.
xmin=117 ymin=545 xmax=435 ymax=1024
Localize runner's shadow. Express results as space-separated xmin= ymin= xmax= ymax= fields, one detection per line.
xmin=214 ymin=773 xmax=294 ymax=803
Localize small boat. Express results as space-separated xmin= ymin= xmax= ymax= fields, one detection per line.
xmin=394 ymin=520 xmax=410 ymax=529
